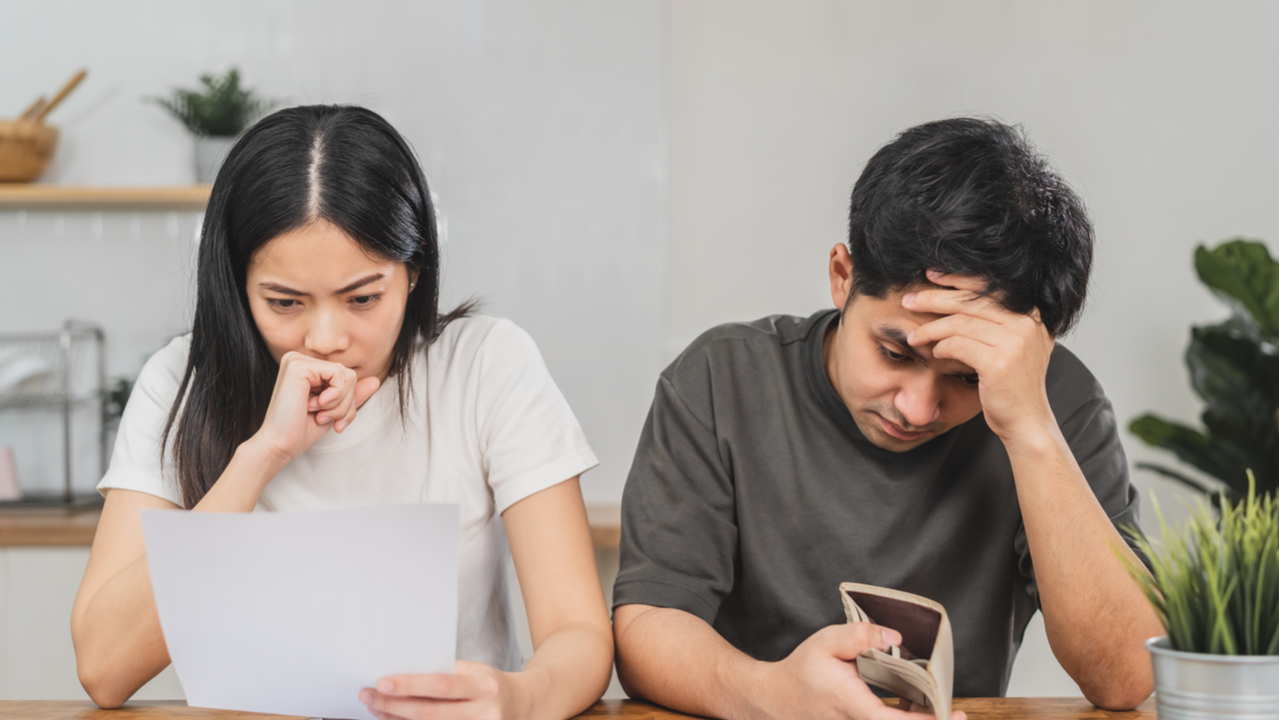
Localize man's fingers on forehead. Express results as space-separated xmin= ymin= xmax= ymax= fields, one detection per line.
xmin=904 ymin=287 xmax=999 ymax=316
xmin=925 ymin=269 xmax=988 ymax=292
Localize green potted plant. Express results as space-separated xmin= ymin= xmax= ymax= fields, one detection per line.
xmin=1129 ymin=238 xmax=1278 ymax=504
xmin=149 ymin=68 xmax=275 ymax=183
xmin=1124 ymin=473 xmax=1278 ymax=719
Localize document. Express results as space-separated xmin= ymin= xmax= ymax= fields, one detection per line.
xmin=142 ymin=504 xmax=459 ymax=720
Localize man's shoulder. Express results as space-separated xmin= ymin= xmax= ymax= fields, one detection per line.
xmin=666 ymin=311 xmax=830 ymax=377
xmin=1046 ymin=343 xmax=1109 ymax=416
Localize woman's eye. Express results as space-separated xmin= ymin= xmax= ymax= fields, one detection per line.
xmin=350 ymin=294 xmax=381 ymax=307
xmin=957 ymin=374 xmax=980 ymax=388
xmin=267 ymin=298 xmax=298 ymax=309
xmin=877 ymin=345 xmax=912 ymax=364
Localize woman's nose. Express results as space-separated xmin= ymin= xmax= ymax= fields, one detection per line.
xmin=303 ymin=308 xmax=349 ymax=357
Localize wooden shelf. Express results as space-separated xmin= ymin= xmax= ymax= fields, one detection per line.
xmin=0 ymin=185 xmax=211 ymax=211
xmin=0 ymin=504 xmax=624 ymax=549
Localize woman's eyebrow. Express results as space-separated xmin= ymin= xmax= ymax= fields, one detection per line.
xmin=257 ymin=273 xmax=386 ymax=296
xmin=336 ymin=273 xmax=385 ymax=294
xmin=258 ymin=282 xmax=306 ymax=296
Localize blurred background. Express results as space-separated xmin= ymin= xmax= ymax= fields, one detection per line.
xmin=0 ymin=0 xmax=1275 ymax=704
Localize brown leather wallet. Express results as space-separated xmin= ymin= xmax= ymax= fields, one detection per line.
xmin=840 ymin=582 xmax=954 ymax=720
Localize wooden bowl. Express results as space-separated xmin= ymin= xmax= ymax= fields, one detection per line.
xmin=0 ymin=120 xmax=58 ymax=183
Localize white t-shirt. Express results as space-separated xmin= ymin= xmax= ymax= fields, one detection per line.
xmin=98 ymin=316 xmax=598 ymax=672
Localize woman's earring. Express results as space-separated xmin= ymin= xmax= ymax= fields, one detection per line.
xmin=409 ymin=282 xmax=416 ymax=290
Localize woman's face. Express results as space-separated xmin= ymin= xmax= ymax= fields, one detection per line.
xmin=245 ymin=220 xmax=416 ymax=382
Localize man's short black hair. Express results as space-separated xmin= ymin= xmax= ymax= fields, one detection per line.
xmin=847 ymin=117 xmax=1092 ymax=337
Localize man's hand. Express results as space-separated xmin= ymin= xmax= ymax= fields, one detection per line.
xmin=903 ymin=270 xmax=1056 ymax=443
xmin=752 ymin=623 xmax=964 ymax=720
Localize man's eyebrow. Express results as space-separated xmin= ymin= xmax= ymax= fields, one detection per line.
xmin=875 ymin=325 xmax=928 ymax=364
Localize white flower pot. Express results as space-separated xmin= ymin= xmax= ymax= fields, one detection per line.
xmin=194 ymin=135 xmax=238 ymax=184
xmin=1147 ymin=636 xmax=1278 ymax=719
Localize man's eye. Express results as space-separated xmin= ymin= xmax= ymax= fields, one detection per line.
xmin=957 ymin=374 xmax=980 ymax=387
xmin=877 ymin=345 xmax=912 ymax=364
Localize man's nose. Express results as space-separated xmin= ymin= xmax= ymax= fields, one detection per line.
xmin=894 ymin=373 xmax=942 ymax=429
xmin=303 ymin=307 xmax=349 ymax=357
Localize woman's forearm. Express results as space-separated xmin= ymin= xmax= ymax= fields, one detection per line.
xmin=73 ymin=441 xmax=287 ymax=707
xmin=191 ymin=438 xmax=289 ymax=513
xmin=509 ymin=619 xmax=614 ymax=720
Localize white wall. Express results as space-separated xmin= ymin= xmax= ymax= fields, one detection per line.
xmin=0 ymin=0 xmax=666 ymax=504
xmin=664 ymin=0 xmax=1277 ymax=697
xmin=665 ymin=0 xmax=1280 ymax=515
xmin=1 ymin=0 xmax=1276 ymax=705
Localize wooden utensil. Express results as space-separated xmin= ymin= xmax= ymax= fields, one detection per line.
xmin=19 ymin=96 xmax=46 ymax=121
xmin=0 ymin=69 xmax=85 ymax=182
xmin=31 ymin=69 xmax=87 ymax=123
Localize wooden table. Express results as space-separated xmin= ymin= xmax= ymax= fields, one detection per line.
xmin=0 ymin=698 xmax=1157 ymax=719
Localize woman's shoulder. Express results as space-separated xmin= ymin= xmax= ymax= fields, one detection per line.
xmin=431 ymin=315 xmax=541 ymax=365
xmin=133 ymin=334 xmax=193 ymax=400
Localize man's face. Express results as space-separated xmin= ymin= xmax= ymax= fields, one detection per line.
xmin=824 ymin=249 xmax=984 ymax=451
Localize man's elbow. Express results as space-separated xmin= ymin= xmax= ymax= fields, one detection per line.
xmin=1083 ymin=675 xmax=1153 ymax=711
xmin=612 ymin=605 xmax=655 ymax=702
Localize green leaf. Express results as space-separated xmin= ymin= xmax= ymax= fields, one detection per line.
xmin=1129 ymin=415 xmax=1250 ymax=486
xmin=1194 ymin=240 xmax=1279 ymax=342
xmin=1187 ymin=323 xmax=1279 ymax=424
xmin=1126 ymin=478 xmax=1280 ymax=655
xmin=1133 ymin=462 xmax=1216 ymax=494
xmin=146 ymin=67 xmax=275 ymax=137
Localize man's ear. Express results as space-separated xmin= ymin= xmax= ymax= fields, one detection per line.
xmin=829 ymin=244 xmax=855 ymax=310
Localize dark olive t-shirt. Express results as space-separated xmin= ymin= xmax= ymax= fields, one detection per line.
xmin=613 ymin=309 xmax=1146 ymax=697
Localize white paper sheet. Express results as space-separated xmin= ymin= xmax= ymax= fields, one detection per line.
xmin=142 ymin=504 xmax=459 ymax=720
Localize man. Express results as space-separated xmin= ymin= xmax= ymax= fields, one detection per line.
xmin=612 ymin=118 xmax=1162 ymax=720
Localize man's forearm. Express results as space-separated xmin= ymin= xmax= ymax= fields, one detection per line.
xmin=614 ymin=605 xmax=772 ymax=720
xmin=1004 ymin=421 xmax=1162 ymax=710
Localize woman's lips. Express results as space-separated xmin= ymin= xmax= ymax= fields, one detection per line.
xmin=877 ymin=414 xmax=926 ymax=441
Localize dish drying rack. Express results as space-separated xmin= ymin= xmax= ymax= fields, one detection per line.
xmin=0 ymin=320 xmax=107 ymax=510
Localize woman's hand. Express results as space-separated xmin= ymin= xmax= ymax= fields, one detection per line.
xmin=252 ymin=351 xmax=381 ymax=464
xmin=360 ymin=661 xmax=521 ymax=720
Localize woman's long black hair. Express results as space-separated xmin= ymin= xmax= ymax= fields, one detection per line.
xmin=163 ymin=105 xmax=467 ymax=508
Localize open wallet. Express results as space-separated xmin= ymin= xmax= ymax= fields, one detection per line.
xmin=840 ymin=582 xmax=954 ymax=720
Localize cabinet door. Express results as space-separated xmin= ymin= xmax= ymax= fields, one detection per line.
xmin=1 ymin=547 xmax=184 ymax=700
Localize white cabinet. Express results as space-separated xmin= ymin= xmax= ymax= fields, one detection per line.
xmin=0 ymin=547 xmax=183 ymax=700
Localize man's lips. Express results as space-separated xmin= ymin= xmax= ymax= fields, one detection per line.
xmin=876 ymin=413 xmax=927 ymax=441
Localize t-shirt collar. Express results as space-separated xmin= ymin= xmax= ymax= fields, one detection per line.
xmin=802 ymin=308 xmax=876 ymax=445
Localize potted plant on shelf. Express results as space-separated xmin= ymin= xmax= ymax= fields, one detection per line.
xmin=149 ymin=68 xmax=275 ymax=183
xmin=1124 ymin=473 xmax=1278 ymax=719
xmin=1129 ymin=238 xmax=1278 ymax=504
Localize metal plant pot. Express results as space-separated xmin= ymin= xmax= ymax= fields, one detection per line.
xmin=194 ymin=135 xmax=238 ymax=184
xmin=1147 ymin=636 xmax=1279 ymax=719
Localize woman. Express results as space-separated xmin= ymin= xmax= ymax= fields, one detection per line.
xmin=70 ymin=105 xmax=613 ymax=720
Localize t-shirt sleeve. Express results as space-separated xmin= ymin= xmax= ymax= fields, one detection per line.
xmin=612 ymin=362 xmax=739 ymax=624
xmin=475 ymin=320 xmax=598 ymax=515
xmin=96 ymin=336 xmax=188 ymax=507
xmin=1013 ymin=392 xmax=1151 ymax=607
